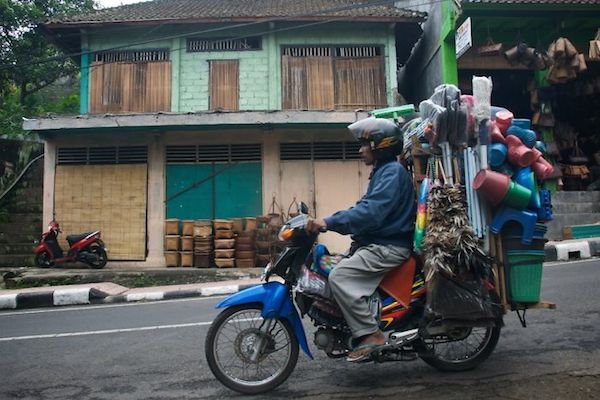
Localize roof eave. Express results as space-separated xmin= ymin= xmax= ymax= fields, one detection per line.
xmin=41 ymin=14 xmax=426 ymax=30
xmin=23 ymin=110 xmax=373 ymax=134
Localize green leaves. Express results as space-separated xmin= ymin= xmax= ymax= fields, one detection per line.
xmin=1 ymin=0 xmax=94 ymax=138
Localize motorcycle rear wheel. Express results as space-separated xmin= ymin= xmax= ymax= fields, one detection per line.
xmin=420 ymin=324 xmax=500 ymax=372
xmin=205 ymin=304 xmax=299 ymax=394
xmin=34 ymin=251 xmax=54 ymax=268
xmin=88 ymin=245 xmax=107 ymax=269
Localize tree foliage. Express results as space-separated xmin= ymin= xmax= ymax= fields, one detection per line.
xmin=0 ymin=0 xmax=95 ymax=137
xmin=1 ymin=0 xmax=95 ymax=100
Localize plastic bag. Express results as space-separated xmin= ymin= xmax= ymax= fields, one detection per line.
xmin=296 ymin=265 xmax=332 ymax=299
xmin=426 ymin=275 xmax=499 ymax=322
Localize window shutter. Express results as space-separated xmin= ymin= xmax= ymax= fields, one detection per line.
xmin=209 ymin=60 xmax=239 ymax=111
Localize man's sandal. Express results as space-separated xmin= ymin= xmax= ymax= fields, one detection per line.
xmin=346 ymin=342 xmax=385 ymax=363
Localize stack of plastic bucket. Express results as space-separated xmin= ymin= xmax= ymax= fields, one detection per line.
xmin=501 ymin=222 xmax=547 ymax=303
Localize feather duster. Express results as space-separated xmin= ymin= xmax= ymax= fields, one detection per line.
xmin=422 ymin=183 xmax=492 ymax=282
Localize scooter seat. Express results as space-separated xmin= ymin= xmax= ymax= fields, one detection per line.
xmin=66 ymin=232 xmax=95 ymax=246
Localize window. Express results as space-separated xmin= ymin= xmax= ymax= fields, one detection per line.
xmin=281 ymin=46 xmax=386 ymax=111
xmin=187 ymin=37 xmax=261 ymax=52
xmin=166 ymin=144 xmax=262 ymax=163
xmin=89 ymin=49 xmax=171 ymax=114
xmin=57 ymin=146 xmax=148 ymax=165
xmin=279 ymin=142 xmax=360 ymax=161
xmin=209 ymin=60 xmax=239 ymax=110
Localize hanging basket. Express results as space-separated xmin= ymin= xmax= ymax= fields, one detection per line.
xmin=477 ymin=40 xmax=503 ymax=56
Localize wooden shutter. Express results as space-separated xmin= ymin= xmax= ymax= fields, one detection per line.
xmin=282 ymin=56 xmax=334 ymax=110
xmin=209 ymin=60 xmax=239 ymax=110
xmin=89 ymin=61 xmax=171 ymax=113
xmin=334 ymin=57 xmax=386 ymax=110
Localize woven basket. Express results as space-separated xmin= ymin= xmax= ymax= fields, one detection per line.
xmin=181 ymin=237 xmax=194 ymax=251
xmin=215 ymin=249 xmax=235 ymax=258
xmin=214 ymin=258 xmax=235 ymax=268
xmin=236 ymin=236 xmax=254 ymax=246
xmin=179 ymin=251 xmax=194 ymax=267
xmin=236 ymin=250 xmax=256 ymax=259
xmin=214 ymin=219 xmax=234 ymax=230
xmin=215 ymin=239 xmax=235 ymax=249
xmin=165 ymin=219 xmax=179 ymax=235
xmin=215 ymin=230 xmax=235 ymax=239
xmin=165 ymin=251 xmax=179 ymax=267
xmin=165 ymin=235 xmax=179 ymax=251
xmin=182 ymin=220 xmax=195 ymax=237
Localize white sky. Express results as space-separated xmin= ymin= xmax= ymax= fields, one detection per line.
xmin=97 ymin=0 xmax=150 ymax=8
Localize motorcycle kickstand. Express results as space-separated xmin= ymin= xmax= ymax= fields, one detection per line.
xmin=249 ymin=318 xmax=275 ymax=363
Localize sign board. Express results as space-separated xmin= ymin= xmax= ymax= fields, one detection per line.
xmin=455 ymin=17 xmax=472 ymax=59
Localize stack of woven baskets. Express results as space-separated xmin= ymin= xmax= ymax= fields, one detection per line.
xmin=255 ymin=214 xmax=283 ymax=267
xmin=235 ymin=218 xmax=257 ymax=268
xmin=179 ymin=220 xmax=195 ymax=267
xmin=193 ymin=220 xmax=213 ymax=268
xmin=214 ymin=220 xmax=235 ymax=267
xmin=164 ymin=219 xmax=180 ymax=267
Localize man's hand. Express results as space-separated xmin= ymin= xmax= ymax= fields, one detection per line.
xmin=306 ymin=218 xmax=327 ymax=233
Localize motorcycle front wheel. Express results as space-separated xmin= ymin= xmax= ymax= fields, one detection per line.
xmin=88 ymin=245 xmax=107 ymax=269
xmin=420 ymin=324 xmax=501 ymax=372
xmin=205 ymin=304 xmax=299 ymax=394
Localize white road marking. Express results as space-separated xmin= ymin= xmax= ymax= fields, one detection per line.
xmin=0 ymin=295 xmax=226 ymax=317
xmin=0 ymin=322 xmax=213 ymax=342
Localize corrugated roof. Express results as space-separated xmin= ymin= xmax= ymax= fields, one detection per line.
xmin=45 ymin=0 xmax=426 ymax=26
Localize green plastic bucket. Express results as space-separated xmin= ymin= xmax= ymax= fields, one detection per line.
xmin=506 ymin=251 xmax=544 ymax=303
xmin=502 ymin=180 xmax=532 ymax=209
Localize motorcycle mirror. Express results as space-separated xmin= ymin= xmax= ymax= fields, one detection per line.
xmin=299 ymin=202 xmax=309 ymax=215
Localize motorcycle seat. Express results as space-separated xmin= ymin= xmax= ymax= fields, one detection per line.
xmin=67 ymin=232 xmax=95 ymax=246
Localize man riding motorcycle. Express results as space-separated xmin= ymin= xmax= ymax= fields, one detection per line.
xmin=306 ymin=117 xmax=417 ymax=362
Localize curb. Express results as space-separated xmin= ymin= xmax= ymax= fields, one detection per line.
xmin=544 ymin=238 xmax=600 ymax=262
xmin=0 ymin=283 xmax=259 ymax=310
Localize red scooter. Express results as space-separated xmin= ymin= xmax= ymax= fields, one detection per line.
xmin=33 ymin=220 xmax=108 ymax=269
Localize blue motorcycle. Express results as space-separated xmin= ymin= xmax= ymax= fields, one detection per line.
xmin=205 ymin=204 xmax=502 ymax=394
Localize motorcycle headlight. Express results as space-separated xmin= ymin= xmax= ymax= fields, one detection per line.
xmin=277 ymin=225 xmax=294 ymax=241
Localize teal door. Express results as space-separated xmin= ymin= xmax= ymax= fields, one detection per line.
xmin=166 ymin=162 xmax=262 ymax=220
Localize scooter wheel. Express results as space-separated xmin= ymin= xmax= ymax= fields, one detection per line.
xmin=34 ymin=251 xmax=54 ymax=268
xmin=88 ymin=246 xmax=107 ymax=269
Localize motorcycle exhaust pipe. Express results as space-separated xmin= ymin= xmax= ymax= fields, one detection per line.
xmin=388 ymin=328 xmax=419 ymax=346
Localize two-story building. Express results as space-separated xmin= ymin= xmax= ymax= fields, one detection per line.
xmin=24 ymin=0 xmax=426 ymax=264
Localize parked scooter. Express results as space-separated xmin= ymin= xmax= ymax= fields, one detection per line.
xmin=33 ymin=220 xmax=108 ymax=269
xmin=205 ymin=203 xmax=502 ymax=394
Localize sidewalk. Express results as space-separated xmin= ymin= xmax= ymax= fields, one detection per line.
xmin=0 ymin=275 xmax=264 ymax=310
xmin=0 ymin=265 xmax=265 ymax=310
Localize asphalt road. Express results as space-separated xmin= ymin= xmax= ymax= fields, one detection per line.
xmin=1 ymin=259 xmax=599 ymax=400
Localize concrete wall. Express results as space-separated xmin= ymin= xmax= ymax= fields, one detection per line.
xmin=85 ymin=22 xmax=397 ymax=113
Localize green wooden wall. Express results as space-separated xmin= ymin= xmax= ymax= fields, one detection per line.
xmin=166 ymin=162 xmax=262 ymax=220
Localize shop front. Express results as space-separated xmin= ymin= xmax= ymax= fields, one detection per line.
xmin=449 ymin=2 xmax=600 ymax=191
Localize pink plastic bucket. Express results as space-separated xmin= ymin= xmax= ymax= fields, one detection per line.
xmin=473 ymin=169 xmax=511 ymax=206
xmin=495 ymin=110 xmax=514 ymax=134
xmin=506 ymin=135 xmax=535 ymax=167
